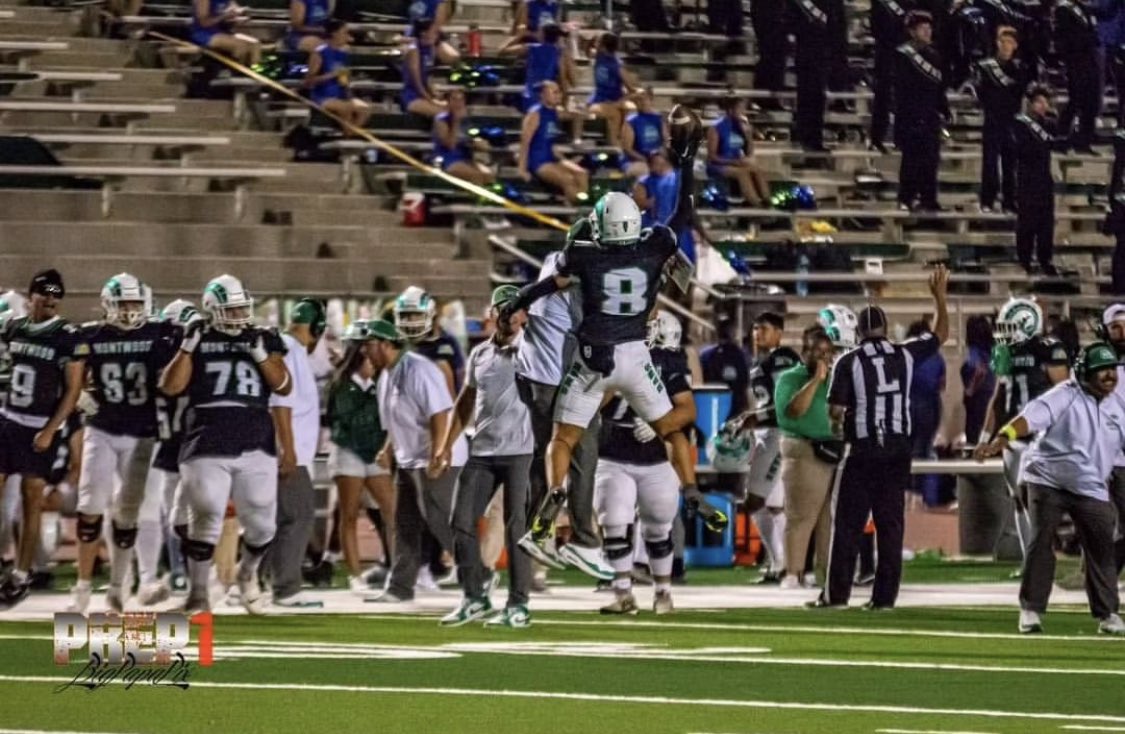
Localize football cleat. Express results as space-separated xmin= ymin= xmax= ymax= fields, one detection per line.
xmin=67 ymin=584 xmax=92 ymax=614
xmin=348 ymin=575 xmax=369 ymax=595
xmin=106 ymin=587 xmax=125 ymax=614
xmin=558 ymin=543 xmax=613 ymax=581
xmin=484 ymin=604 xmax=531 ymax=629
xmin=180 ymin=593 xmax=211 ymax=615
xmin=1019 ymin=609 xmax=1043 ymax=634
xmin=272 ymin=592 xmax=324 ymax=609
xmin=600 ymin=593 xmax=639 ymax=616
xmin=517 ymin=531 xmax=567 ymax=571
xmin=238 ymin=574 xmax=269 ymax=615
xmin=139 ymin=582 xmax=170 ymax=606
xmin=439 ymin=597 xmax=493 ymax=627
xmin=1098 ymin=613 xmax=1125 ymax=636
xmin=364 ymin=589 xmax=412 ymax=604
xmin=0 ymin=573 xmax=31 ymax=608
xmin=653 ymin=590 xmax=674 ymax=616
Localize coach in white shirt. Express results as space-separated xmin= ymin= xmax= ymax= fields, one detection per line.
xmin=1098 ymin=303 xmax=1125 ymax=577
xmin=976 ymin=342 xmax=1125 ymax=636
xmin=364 ymin=319 xmax=467 ymax=603
xmin=269 ymin=299 xmax=326 ymax=608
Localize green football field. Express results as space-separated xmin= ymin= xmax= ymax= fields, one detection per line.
xmin=2 ymin=590 xmax=1124 ymax=734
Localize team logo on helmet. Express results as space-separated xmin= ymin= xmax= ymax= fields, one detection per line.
xmin=100 ymin=273 xmax=150 ymax=331
xmin=994 ymin=298 xmax=1042 ymax=345
xmin=201 ymin=274 xmax=254 ymax=335
xmin=817 ymin=304 xmax=858 ymax=348
xmin=646 ymin=310 xmax=682 ymax=350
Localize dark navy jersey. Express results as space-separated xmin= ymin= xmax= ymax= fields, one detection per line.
xmin=999 ymin=336 xmax=1069 ymax=424
xmin=598 ymin=347 xmax=690 ymax=465
xmin=153 ymin=394 xmax=190 ymax=473
xmin=414 ymin=332 xmax=465 ymax=392
xmin=749 ymin=346 xmax=800 ymax=427
xmin=79 ymin=320 xmax=179 ymax=438
xmin=557 ymin=225 xmax=678 ymax=346
xmin=180 ymin=325 xmax=287 ymax=461
xmin=0 ymin=317 xmax=87 ymax=426
xmin=47 ymin=411 xmax=84 ymax=486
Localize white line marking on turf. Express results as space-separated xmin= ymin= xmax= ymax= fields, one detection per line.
xmin=876 ymin=729 xmax=998 ymax=734
xmin=2 ymin=676 xmax=1124 ymax=724
xmin=1062 ymin=727 xmax=1125 ymax=731
xmin=0 ymin=730 xmax=148 ymax=734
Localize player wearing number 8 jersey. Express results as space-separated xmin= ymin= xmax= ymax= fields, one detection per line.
xmin=159 ymin=275 xmax=291 ymax=615
xmin=503 ymin=105 xmax=728 ymax=560
xmin=68 ymin=274 xmax=180 ymax=614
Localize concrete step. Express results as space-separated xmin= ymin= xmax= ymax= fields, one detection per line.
xmin=1 ymin=19 xmax=78 ymax=36
xmin=19 ymin=50 xmax=130 ymax=68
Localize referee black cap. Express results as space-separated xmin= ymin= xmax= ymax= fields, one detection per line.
xmin=857 ymin=305 xmax=887 ymax=337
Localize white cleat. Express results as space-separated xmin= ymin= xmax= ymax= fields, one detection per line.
xmin=517 ymin=531 xmax=567 ymax=571
xmin=1019 ymin=609 xmax=1043 ymax=634
xmin=558 ymin=543 xmax=614 ymax=581
xmin=348 ymin=575 xmax=369 ymax=595
xmin=67 ymin=585 xmax=92 ymax=614
xmin=139 ymin=581 xmax=170 ymax=606
xmin=238 ymin=574 xmax=269 ymax=616
xmin=1099 ymin=613 xmax=1125 ymax=635
xmin=106 ymin=587 xmax=124 ymax=613
xmin=653 ymin=590 xmax=674 ymax=615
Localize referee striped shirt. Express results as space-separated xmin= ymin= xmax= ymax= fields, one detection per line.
xmin=827 ymin=333 xmax=940 ymax=453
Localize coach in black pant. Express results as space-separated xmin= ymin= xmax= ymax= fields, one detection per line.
xmin=809 ymin=265 xmax=950 ymax=610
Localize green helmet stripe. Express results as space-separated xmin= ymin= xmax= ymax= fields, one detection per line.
xmin=207 ymin=282 xmax=229 ymax=304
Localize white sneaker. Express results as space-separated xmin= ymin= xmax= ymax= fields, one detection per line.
xmin=517 ymin=531 xmax=567 ymax=571
xmin=273 ymin=591 xmax=324 ymax=609
xmin=1099 ymin=613 xmax=1125 ymax=635
xmin=1019 ymin=609 xmax=1043 ymax=634
xmin=139 ymin=581 xmax=170 ymax=606
xmin=653 ymin=590 xmax=674 ymax=615
xmin=348 ymin=575 xmax=369 ymax=595
xmin=779 ymin=575 xmax=801 ymax=589
xmin=435 ymin=566 xmax=459 ymax=588
xmin=106 ymin=586 xmax=124 ymax=613
xmin=238 ymin=574 xmax=269 ymax=616
xmin=558 ymin=543 xmax=613 ymax=581
xmin=67 ymin=585 xmax=92 ymax=614
xmin=802 ymin=572 xmax=818 ymax=587
xmin=415 ymin=566 xmax=439 ymax=591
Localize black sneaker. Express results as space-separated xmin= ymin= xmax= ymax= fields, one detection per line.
xmin=754 ymin=570 xmax=783 ymax=585
xmin=862 ymin=600 xmax=894 ymax=612
xmin=0 ymin=576 xmax=31 ymax=608
xmin=805 ymin=596 xmax=847 ymax=609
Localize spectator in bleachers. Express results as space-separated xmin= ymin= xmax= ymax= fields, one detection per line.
xmin=907 ymin=319 xmax=946 ymax=507
xmin=1054 ymin=0 xmax=1100 ymax=153
xmin=633 ymin=148 xmax=697 ymax=264
xmin=1013 ymin=86 xmax=1061 ymax=275
xmin=433 ymin=89 xmax=497 ymax=186
xmin=1107 ymin=129 xmax=1125 ymax=292
xmin=500 ymin=22 xmax=574 ymax=113
xmin=708 ymin=0 xmax=746 ymax=77
xmin=894 ymin=11 xmax=947 ymax=212
xmin=706 ymin=96 xmax=770 ymax=208
xmin=791 ymin=0 xmax=831 ymax=152
xmin=518 ymin=81 xmax=589 ymax=204
xmin=586 ymin=32 xmax=639 ymax=148
xmin=973 ymin=27 xmax=1027 ymax=213
xmin=621 ymin=87 xmax=667 ymax=175
xmin=190 ymin=0 xmax=261 ymax=66
xmin=287 ymin=0 xmax=333 ymax=52
xmin=961 ymin=314 xmax=995 ymax=445
xmin=513 ymin=0 xmax=561 ymax=37
xmin=869 ymin=0 xmax=910 ymax=153
xmin=752 ymin=0 xmax=789 ymax=110
xmin=305 ymin=20 xmax=372 ymax=129
xmin=628 ymin=0 xmax=671 ymax=53
xmin=401 ymin=18 xmax=446 ymax=118
xmin=405 ymin=0 xmax=460 ymax=64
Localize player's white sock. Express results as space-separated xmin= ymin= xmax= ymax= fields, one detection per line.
xmin=754 ymin=509 xmax=786 ymax=573
xmin=135 ymin=520 xmax=163 ymax=586
xmin=187 ymin=557 xmax=212 ymax=598
xmin=612 ymin=577 xmax=632 ymax=595
xmin=108 ymin=541 xmax=135 ymax=590
xmin=648 ymin=550 xmax=673 ymax=580
xmin=74 ymin=578 xmax=92 ymax=591
xmin=654 ymin=580 xmax=671 ymax=595
xmin=36 ymin=511 xmax=61 ymax=569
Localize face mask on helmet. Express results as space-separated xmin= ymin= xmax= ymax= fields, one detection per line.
xmin=590 ymin=192 xmax=642 ymax=246
xmin=394 ymin=287 xmax=435 ymax=341
xmin=646 ymin=311 xmax=683 ymax=350
xmin=101 ymin=274 xmax=149 ymax=330
xmin=994 ymin=299 xmax=1042 ymax=345
xmin=202 ymin=276 xmax=254 ymax=335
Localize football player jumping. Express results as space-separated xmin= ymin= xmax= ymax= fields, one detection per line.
xmin=502 ymin=105 xmax=728 ymax=565
xmin=159 ymin=275 xmax=291 ymax=614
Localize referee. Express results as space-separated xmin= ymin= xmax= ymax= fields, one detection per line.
xmin=809 ymin=265 xmax=950 ymax=610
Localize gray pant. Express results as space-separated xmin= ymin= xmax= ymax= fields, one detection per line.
xmin=516 ymin=375 xmax=599 ymax=548
xmin=270 ymin=466 xmax=314 ymax=600
xmin=451 ymin=454 xmax=533 ymax=607
xmin=1020 ymin=482 xmax=1120 ymax=619
xmin=386 ymin=467 xmax=460 ymax=600
xmin=1111 ymin=468 xmax=1125 ymax=575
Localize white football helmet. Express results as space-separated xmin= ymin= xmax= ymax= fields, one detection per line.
xmin=201 ymin=274 xmax=254 ymax=335
xmin=393 ymin=286 xmax=436 ymax=341
xmin=161 ymin=298 xmax=198 ymax=326
xmin=589 ymin=191 xmax=642 ymax=246
xmin=707 ymin=420 xmax=753 ymax=473
xmin=0 ymin=289 xmax=28 ymax=329
xmin=100 ymin=273 xmax=150 ymax=330
xmin=646 ymin=310 xmax=683 ymax=350
xmin=994 ymin=297 xmax=1042 ymax=344
xmin=817 ymin=304 xmax=858 ymax=348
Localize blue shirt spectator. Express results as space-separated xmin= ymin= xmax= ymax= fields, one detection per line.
xmin=961 ymin=315 xmax=995 ymax=445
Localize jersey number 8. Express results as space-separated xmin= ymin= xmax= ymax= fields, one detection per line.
xmin=601 ymin=267 xmax=648 ymax=316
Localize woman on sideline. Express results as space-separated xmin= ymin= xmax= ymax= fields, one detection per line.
xmin=287 ymin=0 xmax=333 ymax=52
xmin=706 ymin=95 xmax=771 ymax=207
xmin=191 ymin=0 xmax=261 ymax=66
xmin=327 ymin=321 xmax=396 ymax=594
xmin=433 ymin=88 xmax=496 ymax=186
xmin=961 ymin=315 xmax=995 ymax=445
xmin=773 ymin=325 xmax=837 ymax=587
xmin=305 ymin=20 xmax=372 ymax=129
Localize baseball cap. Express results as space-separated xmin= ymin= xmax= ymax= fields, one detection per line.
xmin=857 ymin=305 xmax=887 ymax=336
xmin=1080 ymin=342 xmax=1119 ymax=375
xmin=1103 ymin=303 xmax=1125 ymax=326
xmin=29 ymin=268 xmax=65 ymax=298
xmin=491 ymin=285 xmax=520 ymax=308
xmin=367 ymin=318 xmax=401 ymax=343
xmin=291 ymin=298 xmax=327 ymax=337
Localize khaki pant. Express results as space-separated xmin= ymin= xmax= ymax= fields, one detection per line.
xmin=780 ymin=437 xmax=835 ymax=581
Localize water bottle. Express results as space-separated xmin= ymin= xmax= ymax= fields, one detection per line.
xmin=796 ymin=253 xmax=810 ymax=297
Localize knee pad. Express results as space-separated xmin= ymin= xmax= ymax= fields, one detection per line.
xmin=173 ymin=523 xmax=189 ymax=541
xmin=242 ymin=538 xmax=272 ymax=557
xmin=183 ymin=538 xmax=216 ymax=562
xmin=111 ymin=520 xmax=138 ymax=550
xmin=77 ymin=515 xmax=103 ymax=543
xmin=603 ymin=528 xmax=634 ymax=561
xmin=644 ymin=532 xmax=675 ymax=560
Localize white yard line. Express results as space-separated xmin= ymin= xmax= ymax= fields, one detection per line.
xmin=1061 ymin=727 xmax=1125 ymax=732
xmin=876 ymin=729 xmax=999 ymax=734
xmin=1 ymin=676 xmax=1123 ymax=725
xmin=0 ymin=730 xmax=148 ymax=734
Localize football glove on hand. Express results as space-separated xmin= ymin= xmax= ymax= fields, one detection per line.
xmin=179 ymin=318 xmax=204 ymax=354
xmin=248 ymin=333 xmax=270 ymax=364
xmin=632 ymin=417 xmax=658 ymax=443
xmin=683 ymin=485 xmax=729 ymax=533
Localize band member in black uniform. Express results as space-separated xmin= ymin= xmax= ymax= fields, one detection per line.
xmin=870 ymin=0 xmax=912 ymax=152
xmin=752 ymin=0 xmax=789 ymax=109
xmin=1105 ymin=129 xmax=1125 ymax=293
xmin=1054 ymin=0 xmax=1100 ymax=153
xmin=1013 ymin=86 xmax=1065 ymax=275
xmin=894 ymin=11 xmax=949 ymax=211
xmin=973 ymin=27 xmax=1028 ymax=212
xmin=791 ymin=0 xmax=831 ymax=151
